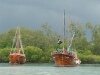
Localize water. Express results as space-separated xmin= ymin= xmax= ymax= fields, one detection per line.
xmin=0 ymin=63 xmax=100 ymax=75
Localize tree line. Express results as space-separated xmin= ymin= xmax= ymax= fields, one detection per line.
xmin=0 ymin=23 xmax=100 ymax=64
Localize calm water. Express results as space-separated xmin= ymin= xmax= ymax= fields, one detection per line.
xmin=0 ymin=63 xmax=100 ymax=75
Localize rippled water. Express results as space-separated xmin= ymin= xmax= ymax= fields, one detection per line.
xmin=0 ymin=63 xmax=100 ymax=75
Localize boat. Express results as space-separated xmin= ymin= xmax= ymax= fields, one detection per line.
xmin=9 ymin=27 xmax=26 ymax=64
xmin=51 ymin=11 xmax=81 ymax=67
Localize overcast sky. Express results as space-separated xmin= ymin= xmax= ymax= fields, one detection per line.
xmin=0 ymin=0 xmax=100 ymax=32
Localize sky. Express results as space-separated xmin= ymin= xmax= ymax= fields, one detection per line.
xmin=0 ymin=0 xmax=100 ymax=33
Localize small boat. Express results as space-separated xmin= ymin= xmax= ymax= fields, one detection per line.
xmin=9 ymin=27 xmax=26 ymax=64
xmin=51 ymin=10 xmax=81 ymax=67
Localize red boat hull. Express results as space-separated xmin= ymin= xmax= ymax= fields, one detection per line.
xmin=9 ymin=53 xmax=26 ymax=64
xmin=52 ymin=52 xmax=81 ymax=67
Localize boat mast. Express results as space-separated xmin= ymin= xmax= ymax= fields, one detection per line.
xmin=13 ymin=27 xmax=24 ymax=54
xmin=19 ymin=27 xmax=24 ymax=54
xmin=63 ymin=10 xmax=66 ymax=49
xmin=15 ymin=27 xmax=20 ymax=52
xmin=11 ymin=28 xmax=17 ymax=52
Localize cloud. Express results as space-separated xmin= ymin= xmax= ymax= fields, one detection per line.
xmin=0 ymin=0 xmax=100 ymax=32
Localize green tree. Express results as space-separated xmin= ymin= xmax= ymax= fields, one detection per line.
xmin=24 ymin=46 xmax=43 ymax=62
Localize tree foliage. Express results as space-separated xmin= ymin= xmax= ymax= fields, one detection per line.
xmin=0 ymin=23 xmax=100 ymax=63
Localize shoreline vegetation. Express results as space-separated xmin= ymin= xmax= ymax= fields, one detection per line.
xmin=0 ymin=23 xmax=100 ymax=64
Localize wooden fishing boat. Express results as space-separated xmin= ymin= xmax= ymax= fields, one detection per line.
xmin=51 ymin=11 xmax=81 ymax=67
xmin=51 ymin=48 xmax=81 ymax=67
xmin=9 ymin=27 xmax=26 ymax=64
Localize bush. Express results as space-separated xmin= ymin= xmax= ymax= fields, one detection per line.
xmin=79 ymin=54 xmax=100 ymax=64
xmin=0 ymin=48 xmax=10 ymax=62
xmin=24 ymin=46 xmax=43 ymax=62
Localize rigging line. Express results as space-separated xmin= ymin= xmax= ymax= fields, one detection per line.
xmin=19 ymin=27 xmax=24 ymax=54
xmin=63 ymin=10 xmax=66 ymax=49
xmin=11 ymin=27 xmax=17 ymax=52
xmin=66 ymin=15 xmax=71 ymax=50
xmin=67 ymin=32 xmax=75 ymax=51
xmin=15 ymin=27 xmax=19 ymax=50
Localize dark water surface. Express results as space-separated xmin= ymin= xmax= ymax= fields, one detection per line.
xmin=0 ymin=63 xmax=100 ymax=75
